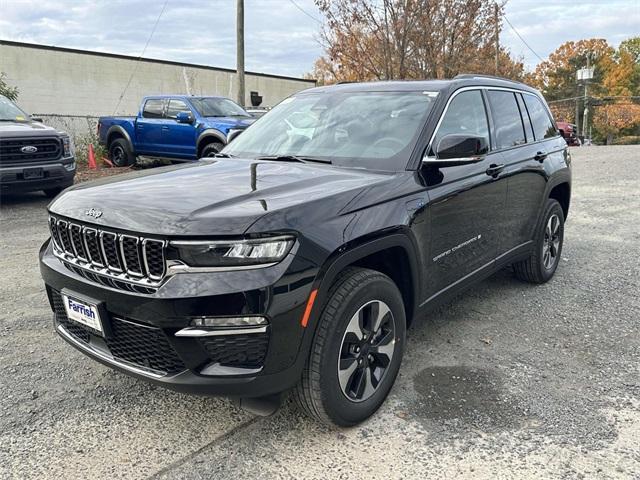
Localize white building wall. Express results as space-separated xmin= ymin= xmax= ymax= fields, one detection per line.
xmin=0 ymin=41 xmax=315 ymax=116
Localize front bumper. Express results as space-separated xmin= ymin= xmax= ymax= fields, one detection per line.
xmin=0 ymin=158 xmax=76 ymax=193
xmin=40 ymin=240 xmax=318 ymax=397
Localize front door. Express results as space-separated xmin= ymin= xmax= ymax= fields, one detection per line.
xmin=423 ymin=89 xmax=508 ymax=299
xmin=160 ymin=98 xmax=197 ymax=159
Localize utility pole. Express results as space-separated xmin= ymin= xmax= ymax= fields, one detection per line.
xmin=494 ymin=2 xmax=500 ymax=75
xmin=236 ymin=0 xmax=245 ymax=107
xmin=583 ymin=55 xmax=590 ymax=139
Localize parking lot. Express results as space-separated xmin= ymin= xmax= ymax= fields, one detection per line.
xmin=1 ymin=146 xmax=638 ymax=479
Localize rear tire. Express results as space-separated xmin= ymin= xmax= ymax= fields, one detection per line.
xmin=108 ymin=138 xmax=135 ymax=167
xmin=513 ymin=198 xmax=565 ymax=284
xmin=294 ymin=267 xmax=406 ymax=426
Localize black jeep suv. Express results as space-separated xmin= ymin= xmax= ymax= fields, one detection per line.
xmin=0 ymin=95 xmax=76 ymax=197
xmin=40 ymin=75 xmax=571 ymax=426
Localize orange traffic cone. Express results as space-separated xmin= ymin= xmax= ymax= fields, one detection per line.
xmin=88 ymin=144 xmax=97 ymax=170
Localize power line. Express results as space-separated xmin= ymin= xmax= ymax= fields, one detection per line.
xmin=113 ymin=0 xmax=170 ymax=114
xmin=503 ymin=14 xmax=545 ymax=64
xmin=288 ymin=0 xmax=323 ymax=24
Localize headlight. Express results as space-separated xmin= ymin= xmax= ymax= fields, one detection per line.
xmin=62 ymin=136 xmax=75 ymax=157
xmin=171 ymin=236 xmax=295 ymax=267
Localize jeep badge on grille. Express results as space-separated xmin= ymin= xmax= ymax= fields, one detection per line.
xmin=85 ymin=208 xmax=103 ymax=219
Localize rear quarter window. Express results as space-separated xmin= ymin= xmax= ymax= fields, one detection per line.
xmin=523 ymin=94 xmax=557 ymax=140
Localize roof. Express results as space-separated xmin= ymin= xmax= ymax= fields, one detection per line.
xmin=298 ymin=75 xmax=539 ymax=95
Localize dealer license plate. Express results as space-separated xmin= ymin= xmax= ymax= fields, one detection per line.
xmin=62 ymin=294 xmax=104 ymax=335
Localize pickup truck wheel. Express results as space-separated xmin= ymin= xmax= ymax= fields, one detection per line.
xmin=109 ymin=138 xmax=134 ymax=167
xmin=200 ymin=141 xmax=224 ymax=158
xmin=294 ymin=267 xmax=406 ymax=426
xmin=513 ymin=198 xmax=565 ymax=283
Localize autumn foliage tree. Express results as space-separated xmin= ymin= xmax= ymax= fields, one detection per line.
xmin=531 ymin=37 xmax=640 ymax=142
xmin=311 ymin=0 xmax=524 ymax=83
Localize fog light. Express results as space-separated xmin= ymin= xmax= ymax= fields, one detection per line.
xmin=190 ymin=316 xmax=268 ymax=328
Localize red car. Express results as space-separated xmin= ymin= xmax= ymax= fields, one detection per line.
xmin=556 ymin=121 xmax=580 ymax=146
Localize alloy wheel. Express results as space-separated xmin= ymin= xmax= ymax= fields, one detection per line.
xmin=112 ymin=146 xmax=125 ymax=165
xmin=337 ymin=300 xmax=396 ymax=403
xmin=542 ymin=213 xmax=561 ymax=269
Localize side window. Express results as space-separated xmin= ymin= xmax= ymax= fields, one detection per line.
xmin=142 ymin=99 xmax=164 ymax=119
xmin=487 ymin=90 xmax=526 ymax=149
xmin=166 ymin=99 xmax=191 ymax=119
xmin=516 ymin=93 xmax=534 ymax=142
xmin=431 ymin=90 xmax=489 ymax=154
xmin=523 ymin=94 xmax=557 ymax=140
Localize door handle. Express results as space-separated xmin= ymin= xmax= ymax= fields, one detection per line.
xmin=137 ymin=125 xmax=144 ymax=129
xmin=485 ymin=163 xmax=504 ymax=178
xmin=534 ymin=151 xmax=548 ymax=162
xmin=161 ymin=126 xmax=170 ymax=131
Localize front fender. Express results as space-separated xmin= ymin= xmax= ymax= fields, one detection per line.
xmin=196 ymin=129 xmax=227 ymax=150
xmin=303 ymin=231 xmax=421 ymax=335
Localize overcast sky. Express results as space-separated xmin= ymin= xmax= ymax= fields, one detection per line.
xmin=0 ymin=0 xmax=638 ymax=78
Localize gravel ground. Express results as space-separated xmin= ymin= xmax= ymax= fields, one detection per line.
xmin=1 ymin=146 xmax=639 ymax=479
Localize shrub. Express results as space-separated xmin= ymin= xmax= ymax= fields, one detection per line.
xmin=611 ymin=136 xmax=640 ymax=145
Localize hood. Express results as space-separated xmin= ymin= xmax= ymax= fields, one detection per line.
xmin=0 ymin=120 xmax=61 ymax=138
xmin=49 ymin=158 xmax=390 ymax=236
xmin=201 ymin=116 xmax=256 ymax=131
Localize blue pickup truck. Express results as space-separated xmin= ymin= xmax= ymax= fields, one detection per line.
xmin=98 ymin=95 xmax=256 ymax=166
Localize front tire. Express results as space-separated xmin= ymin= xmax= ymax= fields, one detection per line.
xmin=294 ymin=267 xmax=406 ymax=426
xmin=200 ymin=141 xmax=224 ymax=158
xmin=513 ymin=198 xmax=565 ymax=283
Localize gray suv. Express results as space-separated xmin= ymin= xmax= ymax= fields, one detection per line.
xmin=0 ymin=95 xmax=76 ymax=197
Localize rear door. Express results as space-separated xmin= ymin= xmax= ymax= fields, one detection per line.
xmin=486 ymin=89 xmax=553 ymax=257
xmin=160 ymin=98 xmax=197 ymax=159
xmin=136 ymin=98 xmax=166 ymax=155
xmin=424 ymin=88 xmax=508 ymax=298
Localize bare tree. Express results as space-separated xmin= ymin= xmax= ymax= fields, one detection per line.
xmin=312 ymin=0 xmax=524 ymax=83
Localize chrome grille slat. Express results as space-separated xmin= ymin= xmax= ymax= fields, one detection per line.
xmin=57 ymin=220 xmax=74 ymax=255
xmin=69 ymin=223 xmax=88 ymax=262
xmin=83 ymin=228 xmax=105 ymax=267
xmin=100 ymin=231 xmax=123 ymax=272
xmin=48 ymin=215 xmax=166 ymax=290
xmin=120 ymin=235 xmax=144 ymax=277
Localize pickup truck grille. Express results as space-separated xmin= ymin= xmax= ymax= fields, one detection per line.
xmin=0 ymin=137 xmax=62 ymax=165
xmin=49 ymin=215 xmax=166 ymax=290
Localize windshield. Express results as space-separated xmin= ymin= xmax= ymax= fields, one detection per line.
xmin=224 ymin=90 xmax=438 ymax=171
xmin=0 ymin=96 xmax=30 ymax=122
xmin=190 ymin=97 xmax=251 ymax=118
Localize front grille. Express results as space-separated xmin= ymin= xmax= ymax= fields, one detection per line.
xmin=0 ymin=137 xmax=62 ymax=165
xmin=49 ymin=215 xmax=166 ymax=290
xmin=199 ymin=333 xmax=269 ymax=368
xmin=51 ymin=290 xmax=185 ymax=375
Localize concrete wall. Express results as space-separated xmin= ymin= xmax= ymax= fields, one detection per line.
xmin=0 ymin=40 xmax=316 ymax=116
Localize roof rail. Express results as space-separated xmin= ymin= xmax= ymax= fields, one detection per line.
xmin=453 ymin=73 xmax=527 ymax=85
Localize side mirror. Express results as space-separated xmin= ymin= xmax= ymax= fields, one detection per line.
xmin=31 ymin=117 xmax=44 ymax=123
xmin=176 ymin=111 xmax=193 ymax=124
xmin=424 ymin=134 xmax=489 ymax=167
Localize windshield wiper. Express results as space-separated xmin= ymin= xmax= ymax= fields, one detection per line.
xmin=255 ymin=155 xmax=332 ymax=165
xmin=213 ymin=152 xmax=235 ymax=158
